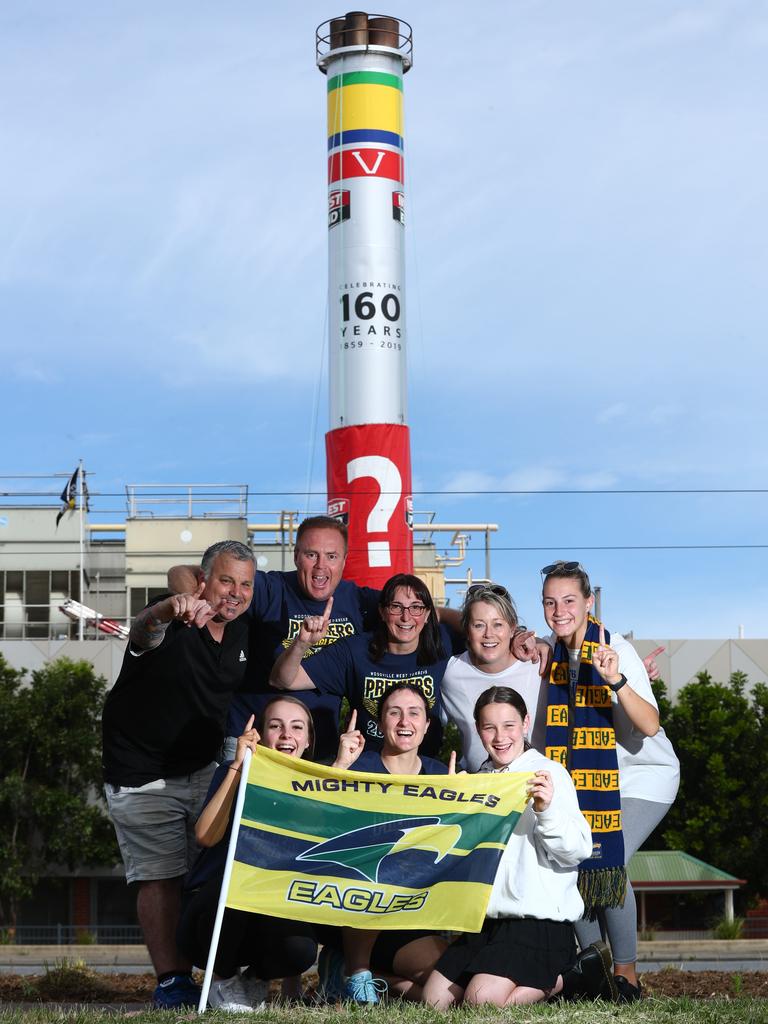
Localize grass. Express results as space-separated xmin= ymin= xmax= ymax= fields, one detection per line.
xmin=713 ymin=917 xmax=745 ymax=940
xmin=1 ymin=1001 xmax=768 ymax=1024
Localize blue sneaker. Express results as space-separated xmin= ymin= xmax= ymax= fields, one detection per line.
xmin=152 ymin=973 xmax=201 ymax=1009
xmin=343 ymin=970 xmax=387 ymax=1005
xmin=317 ymin=945 xmax=345 ymax=1002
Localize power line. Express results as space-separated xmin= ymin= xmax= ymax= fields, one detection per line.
xmin=2 ymin=544 xmax=768 ymax=556
xmin=3 ymin=487 xmax=768 ymax=499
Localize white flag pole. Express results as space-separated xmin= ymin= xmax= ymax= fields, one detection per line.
xmin=197 ymin=746 xmax=253 ymax=1014
xmin=77 ymin=459 xmax=85 ymax=641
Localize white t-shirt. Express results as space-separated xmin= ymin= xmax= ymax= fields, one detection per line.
xmin=559 ymin=633 xmax=679 ymax=805
xmin=440 ymin=652 xmax=545 ymax=772
xmin=609 ymin=633 xmax=680 ymax=804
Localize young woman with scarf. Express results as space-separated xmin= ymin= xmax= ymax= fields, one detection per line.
xmin=541 ymin=561 xmax=679 ymax=1002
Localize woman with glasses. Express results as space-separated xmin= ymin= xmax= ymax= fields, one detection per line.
xmin=538 ymin=560 xmax=679 ymax=1002
xmin=440 ymin=584 xmax=547 ymax=771
xmin=269 ymin=573 xmax=462 ymax=758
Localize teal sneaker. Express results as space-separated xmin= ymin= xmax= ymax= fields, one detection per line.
xmin=343 ymin=970 xmax=387 ymax=1005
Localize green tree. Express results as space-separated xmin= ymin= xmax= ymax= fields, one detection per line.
xmin=649 ymin=671 xmax=768 ymax=902
xmin=0 ymin=655 xmax=119 ymax=927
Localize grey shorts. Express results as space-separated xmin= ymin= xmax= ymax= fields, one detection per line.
xmin=221 ymin=735 xmax=238 ymax=761
xmin=104 ymin=763 xmax=216 ymax=884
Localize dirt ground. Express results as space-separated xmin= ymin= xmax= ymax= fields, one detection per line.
xmin=0 ymin=968 xmax=766 ymax=1003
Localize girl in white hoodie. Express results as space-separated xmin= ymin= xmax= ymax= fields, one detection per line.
xmin=422 ymin=686 xmax=592 ymax=1007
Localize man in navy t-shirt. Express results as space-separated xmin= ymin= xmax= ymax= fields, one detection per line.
xmin=169 ymin=517 xmax=464 ymax=760
xmin=170 ymin=517 xmax=378 ymax=759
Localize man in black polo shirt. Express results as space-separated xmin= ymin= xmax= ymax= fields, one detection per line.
xmin=102 ymin=539 xmax=254 ymax=1009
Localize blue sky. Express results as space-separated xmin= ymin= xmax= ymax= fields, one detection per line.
xmin=2 ymin=2 xmax=767 ymax=639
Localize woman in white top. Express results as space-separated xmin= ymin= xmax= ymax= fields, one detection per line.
xmin=540 ymin=560 xmax=680 ymax=1001
xmin=423 ymin=685 xmax=592 ymax=1007
xmin=440 ymin=584 xmax=545 ymax=771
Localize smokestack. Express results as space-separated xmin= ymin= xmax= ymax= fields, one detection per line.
xmin=316 ymin=12 xmax=414 ymax=587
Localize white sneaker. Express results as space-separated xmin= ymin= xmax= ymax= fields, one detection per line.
xmin=208 ymin=973 xmax=256 ymax=1012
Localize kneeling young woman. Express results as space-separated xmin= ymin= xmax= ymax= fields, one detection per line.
xmin=177 ymin=697 xmax=327 ymax=1011
xmin=319 ymin=683 xmax=451 ymax=1004
xmin=423 ymin=686 xmax=592 ymax=1008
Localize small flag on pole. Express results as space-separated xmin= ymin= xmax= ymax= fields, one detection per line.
xmin=56 ymin=468 xmax=79 ymax=527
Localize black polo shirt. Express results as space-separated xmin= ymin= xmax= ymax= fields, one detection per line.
xmin=102 ymin=607 xmax=249 ymax=787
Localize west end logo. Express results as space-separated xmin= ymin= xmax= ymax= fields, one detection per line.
xmin=296 ymin=816 xmax=461 ymax=883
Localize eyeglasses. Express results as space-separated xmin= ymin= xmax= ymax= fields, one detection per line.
xmin=540 ymin=561 xmax=585 ymax=578
xmin=466 ymin=583 xmax=511 ymax=601
xmin=385 ymin=601 xmax=428 ymax=618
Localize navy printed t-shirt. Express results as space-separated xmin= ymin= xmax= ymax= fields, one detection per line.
xmin=303 ymin=624 xmax=463 ymax=757
xmin=353 ymin=750 xmax=449 ymax=775
xmin=226 ymin=570 xmax=379 ymax=760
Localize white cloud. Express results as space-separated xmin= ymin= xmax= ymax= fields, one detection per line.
xmin=595 ymin=403 xmax=627 ymax=425
xmin=12 ymin=361 xmax=53 ymax=383
xmin=439 ymin=464 xmax=619 ymax=495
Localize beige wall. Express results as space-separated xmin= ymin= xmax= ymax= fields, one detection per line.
xmin=632 ymin=638 xmax=768 ymax=699
xmin=126 ymin=518 xmax=248 ymax=587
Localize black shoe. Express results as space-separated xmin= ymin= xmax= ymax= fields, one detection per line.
xmin=615 ymin=975 xmax=643 ymax=1002
xmin=561 ymin=941 xmax=618 ymax=1001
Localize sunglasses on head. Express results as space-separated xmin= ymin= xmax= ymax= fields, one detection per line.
xmin=540 ymin=561 xmax=586 ymax=578
xmin=466 ymin=583 xmax=512 ymax=601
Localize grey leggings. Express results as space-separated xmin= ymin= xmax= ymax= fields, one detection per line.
xmin=574 ymin=797 xmax=671 ymax=965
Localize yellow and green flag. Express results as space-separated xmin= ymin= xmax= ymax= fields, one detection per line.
xmin=224 ymin=747 xmax=530 ymax=932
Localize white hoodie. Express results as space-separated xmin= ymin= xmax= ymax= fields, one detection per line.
xmin=481 ymin=748 xmax=592 ymax=922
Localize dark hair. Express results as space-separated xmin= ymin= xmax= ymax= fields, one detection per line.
xmin=369 ymin=573 xmax=444 ymax=665
xmin=376 ymin=682 xmax=431 ymax=722
xmin=460 ymin=585 xmax=519 ymax=636
xmin=295 ymin=516 xmax=348 ymax=554
xmin=473 ymin=686 xmax=529 ymax=725
xmin=258 ymin=695 xmax=315 ymax=760
xmin=541 ymin=560 xmax=592 ymax=598
xmin=201 ymin=540 xmax=255 ymax=578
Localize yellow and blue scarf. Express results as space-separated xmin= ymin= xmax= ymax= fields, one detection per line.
xmin=544 ymin=615 xmax=626 ymax=918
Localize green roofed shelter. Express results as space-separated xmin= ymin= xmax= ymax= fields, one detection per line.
xmin=628 ymin=851 xmax=745 ymax=932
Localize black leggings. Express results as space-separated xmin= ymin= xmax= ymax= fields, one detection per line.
xmin=178 ymin=874 xmax=317 ymax=979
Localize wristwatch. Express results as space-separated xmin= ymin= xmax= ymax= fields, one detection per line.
xmin=609 ymin=674 xmax=627 ymax=693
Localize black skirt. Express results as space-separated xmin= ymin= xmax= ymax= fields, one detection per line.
xmin=435 ymin=917 xmax=576 ymax=992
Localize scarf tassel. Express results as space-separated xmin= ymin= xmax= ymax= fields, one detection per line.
xmin=578 ymin=865 xmax=627 ymax=920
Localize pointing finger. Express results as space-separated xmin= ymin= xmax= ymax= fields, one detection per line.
xmin=324 ymin=595 xmax=334 ymax=620
xmin=348 ymin=708 xmax=357 ymax=731
xmin=245 ymin=715 xmax=255 ymax=731
xmin=448 ymin=750 xmax=457 ymax=775
xmin=648 ymin=646 xmax=666 ymax=659
xmin=599 ymin=623 xmax=605 ymax=646
xmin=193 ymin=578 xmax=206 ymax=599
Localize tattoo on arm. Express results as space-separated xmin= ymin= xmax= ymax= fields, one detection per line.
xmin=129 ymin=607 xmax=170 ymax=651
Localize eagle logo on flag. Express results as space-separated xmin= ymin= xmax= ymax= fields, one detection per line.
xmin=296 ymin=817 xmax=462 ymax=883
